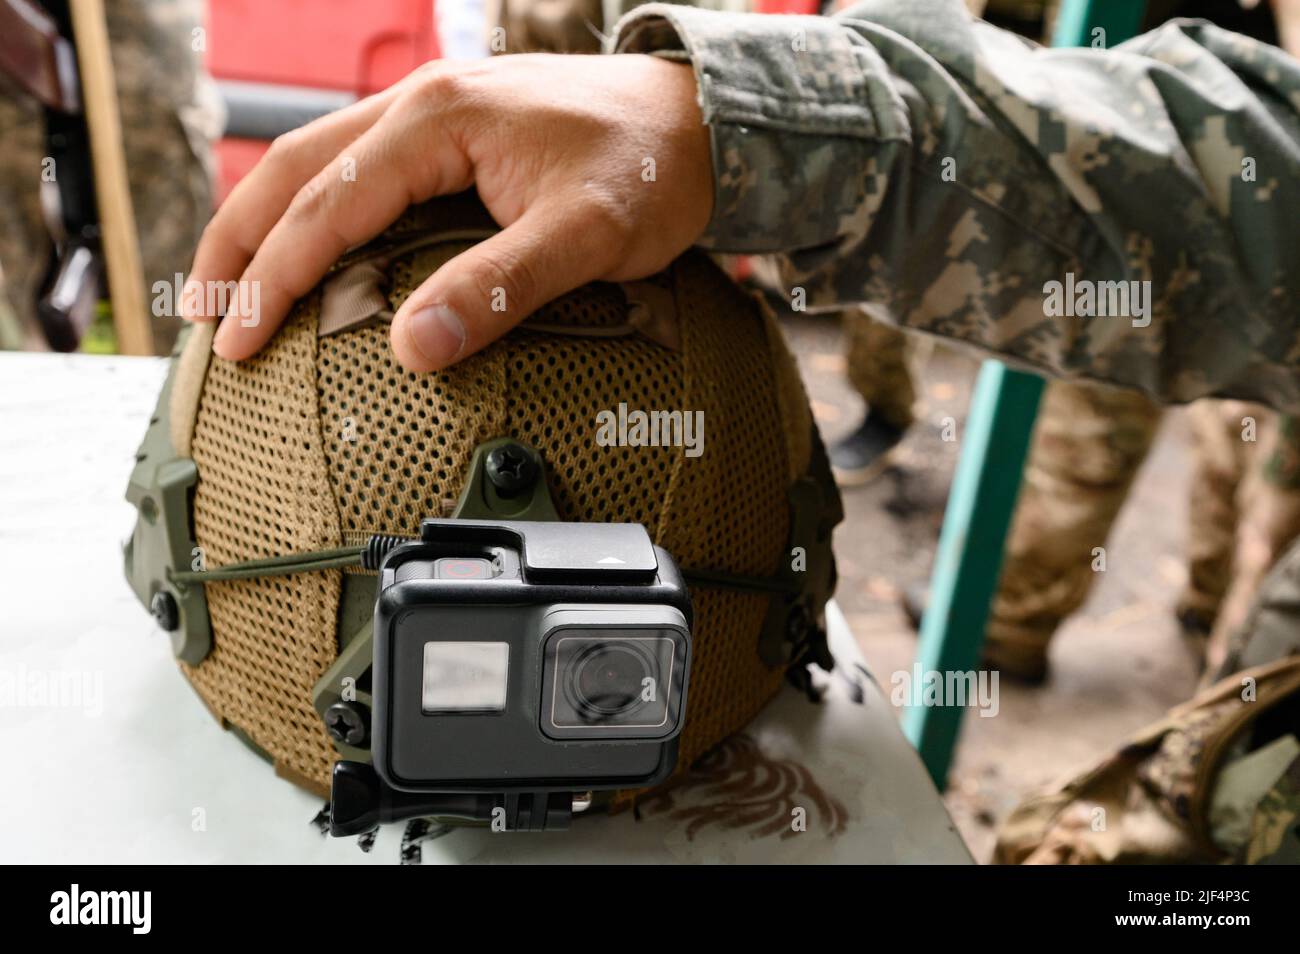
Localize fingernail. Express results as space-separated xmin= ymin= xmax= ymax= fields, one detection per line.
xmin=212 ymin=321 xmax=233 ymax=359
xmin=407 ymin=304 xmax=466 ymax=367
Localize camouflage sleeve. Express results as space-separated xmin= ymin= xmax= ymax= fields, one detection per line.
xmin=611 ymin=0 xmax=1300 ymax=412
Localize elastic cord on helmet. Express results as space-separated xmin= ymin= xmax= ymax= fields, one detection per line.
xmin=170 ymin=545 xmax=366 ymax=585
xmin=169 ymin=536 xmax=801 ymax=597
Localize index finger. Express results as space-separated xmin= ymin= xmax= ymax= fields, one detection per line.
xmin=211 ymin=85 xmax=476 ymax=360
xmin=183 ymin=84 xmax=407 ymax=321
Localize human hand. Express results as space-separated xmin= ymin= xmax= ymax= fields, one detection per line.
xmin=184 ymin=53 xmax=713 ymax=371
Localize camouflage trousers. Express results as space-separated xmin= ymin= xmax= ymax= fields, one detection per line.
xmin=0 ymin=0 xmax=220 ymax=354
xmin=841 ymin=307 xmax=925 ymax=431
xmin=1188 ymin=405 xmax=1300 ymax=675
xmin=988 ymin=380 xmax=1300 ymax=677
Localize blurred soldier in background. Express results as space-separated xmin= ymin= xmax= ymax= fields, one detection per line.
xmin=973 ymin=387 xmax=1300 ymax=683
xmin=0 ymin=78 xmax=43 ymax=351
xmin=0 ymin=0 xmax=220 ymax=353
xmin=1180 ymin=402 xmax=1300 ymax=677
xmin=890 ymin=0 xmax=1300 ymax=684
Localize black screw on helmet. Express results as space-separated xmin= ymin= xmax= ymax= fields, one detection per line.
xmin=485 ymin=442 xmax=537 ymax=497
xmin=325 ymin=701 xmax=370 ymax=747
xmin=151 ymin=591 xmax=180 ymax=632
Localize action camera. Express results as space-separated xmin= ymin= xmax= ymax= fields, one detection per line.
xmin=329 ymin=518 xmax=692 ymax=834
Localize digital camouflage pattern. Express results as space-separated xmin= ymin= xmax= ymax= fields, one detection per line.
xmin=613 ymin=0 xmax=1300 ymax=412
xmin=0 ymin=0 xmax=219 ymax=353
xmin=986 ymin=385 xmax=1300 ymax=680
xmin=1181 ymin=401 xmax=1258 ymax=630
xmin=842 ymin=308 xmax=921 ymax=431
xmin=108 ymin=0 xmax=221 ymax=350
xmin=1246 ymin=751 xmax=1300 ymax=864
xmin=0 ymin=75 xmax=51 ymax=351
xmin=986 ymin=379 xmax=1161 ymax=679
xmin=1185 ymin=400 xmax=1300 ymax=677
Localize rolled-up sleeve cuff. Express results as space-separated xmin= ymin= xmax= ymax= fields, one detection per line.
xmin=611 ymin=5 xmax=895 ymax=252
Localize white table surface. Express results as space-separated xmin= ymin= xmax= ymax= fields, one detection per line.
xmin=0 ymin=352 xmax=971 ymax=864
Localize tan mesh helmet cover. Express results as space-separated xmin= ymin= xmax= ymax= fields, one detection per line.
xmin=181 ymin=196 xmax=815 ymax=796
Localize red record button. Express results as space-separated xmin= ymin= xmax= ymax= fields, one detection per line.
xmin=434 ymin=557 xmax=496 ymax=580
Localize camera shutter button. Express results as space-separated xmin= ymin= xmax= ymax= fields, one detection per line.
xmin=434 ymin=557 xmax=496 ymax=580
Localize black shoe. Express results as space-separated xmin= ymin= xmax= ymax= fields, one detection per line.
xmin=1174 ymin=604 xmax=1212 ymax=677
xmin=830 ymin=412 xmax=906 ymax=486
xmin=1175 ymin=603 xmax=1213 ymax=640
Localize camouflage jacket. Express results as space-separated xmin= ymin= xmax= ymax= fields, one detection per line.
xmin=612 ymin=0 xmax=1300 ymax=412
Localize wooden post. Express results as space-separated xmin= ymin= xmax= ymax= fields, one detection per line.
xmin=67 ymin=0 xmax=153 ymax=356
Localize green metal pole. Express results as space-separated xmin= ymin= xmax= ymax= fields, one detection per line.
xmin=902 ymin=364 xmax=1041 ymax=785
xmin=903 ymin=0 xmax=1146 ymax=787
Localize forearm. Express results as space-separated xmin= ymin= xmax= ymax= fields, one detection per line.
xmin=612 ymin=0 xmax=1300 ymax=411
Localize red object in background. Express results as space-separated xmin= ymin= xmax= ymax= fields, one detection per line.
xmin=206 ymin=0 xmax=440 ymax=201
xmin=754 ymin=0 xmax=821 ymax=12
xmin=213 ymin=139 xmax=275 ymax=202
xmin=207 ymin=0 xmax=438 ymax=93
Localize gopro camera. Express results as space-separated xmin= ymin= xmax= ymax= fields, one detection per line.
xmin=329 ymin=518 xmax=691 ymax=834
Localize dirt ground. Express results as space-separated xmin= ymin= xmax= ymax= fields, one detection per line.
xmin=782 ymin=313 xmax=1202 ymax=862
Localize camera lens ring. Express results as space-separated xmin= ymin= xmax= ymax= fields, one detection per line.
xmin=563 ymin=640 xmax=657 ymax=720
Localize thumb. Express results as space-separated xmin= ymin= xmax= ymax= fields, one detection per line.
xmin=390 ymin=202 xmax=624 ymax=372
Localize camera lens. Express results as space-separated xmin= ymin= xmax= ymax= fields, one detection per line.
xmin=543 ymin=628 xmax=684 ymax=739
xmin=569 ymin=642 xmax=653 ymax=717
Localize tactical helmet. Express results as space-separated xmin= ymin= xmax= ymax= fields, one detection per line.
xmin=124 ymin=192 xmax=841 ymax=805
